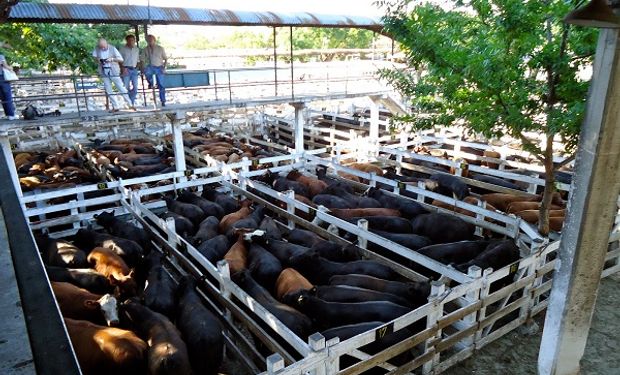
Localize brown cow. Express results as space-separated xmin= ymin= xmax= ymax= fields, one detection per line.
xmin=287 ymin=170 xmax=328 ymax=197
xmin=433 ymin=196 xmax=499 ymax=218
xmin=219 ymin=200 xmax=253 ymax=233
xmin=275 ymin=268 xmax=313 ymax=301
xmin=87 ymin=247 xmax=137 ymax=297
xmin=506 ymin=201 xmax=564 ymax=214
xmin=224 ymin=234 xmax=249 ymax=274
xmin=329 ymin=208 xmax=402 ymax=219
xmin=482 ymin=150 xmax=502 ymax=169
xmin=52 ymin=281 xmax=119 ymax=326
xmin=65 ymin=318 xmax=147 ymax=375
xmin=514 ymin=210 xmax=566 ymax=224
xmin=345 ymin=162 xmax=384 ymax=176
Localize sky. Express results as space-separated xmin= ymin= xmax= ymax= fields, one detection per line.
xmin=50 ymin=0 xmax=384 ymax=17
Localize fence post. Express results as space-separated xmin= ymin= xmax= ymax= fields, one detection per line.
xmin=266 ymin=354 xmax=285 ymax=375
xmin=216 ymin=260 xmax=233 ymax=321
xmin=308 ymin=333 xmax=327 ymax=375
xmin=458 ymin=266 xmax=482 ymax=350
xmin=357 ymin=219 xmax=368 ymax=250
xmin=286 ymin=190 xmax=296 ymax=230
xmin=474 ymin=268 xmax=493 ymax=345
xmin=422 ymin=281 xmax=446 ymax=374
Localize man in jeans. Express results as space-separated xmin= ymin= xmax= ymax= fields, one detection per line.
xmin=141 ymin=35 xmax=168 ymax=107
xmin=0 ymin=55 xmax=17 ymax=120
xmin=118 ymin=34 xmax=140 ymax=106
xmin=92 ymin=38 xmax=134 ymax=112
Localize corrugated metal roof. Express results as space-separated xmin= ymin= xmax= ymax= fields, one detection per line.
xmin=8 ymin=3 xmax=383 ymax=31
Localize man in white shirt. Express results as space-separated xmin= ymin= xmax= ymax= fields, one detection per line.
xmin=92 ymin=38 xmax=135 ymax=112
xmin=141 ymin=34 xmax=168 ymax=107
xmin=118 ymin=34 xmax=140 ymax=106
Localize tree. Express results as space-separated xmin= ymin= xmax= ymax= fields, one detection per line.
xmin=378 ymin=0 xmax=597 ymax=234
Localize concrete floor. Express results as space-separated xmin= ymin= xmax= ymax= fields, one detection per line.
xmin=445 ymin=273 xmax=620 ymax=375
xmin=0 ymin=209 xmax=35 ymax=375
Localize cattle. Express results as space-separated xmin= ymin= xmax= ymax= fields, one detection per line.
xmin=121 ymin=301 xmax=193 ymax=375
xmin=52 ymin=282 xmax=119 ymax=326
xmin=321 ymin=184 xmax=381 ymax=208
xmin=273 ymin=176 xmax=310 ymax=197
xmin=482 ymin=150 xmax=501 ymax=169
xmin=233 ymin=270 xmax=312 ymax=337
xmin=329 ymin=274 xmax=430 ymax=307
xmin=365 ymin=187 xmax=428 ymax=219
xmin=432 ymin=196 xmax=499 ymax=220
xmin=201 ymin=187 xmax=239 ymax=215
xmin=470 ymin=173 xmax=524 ymax=192
xmin=287 ymin=228 xmax=324 ymax=247
xmin=344 ymin=162 xmax=384 ymax=176
xmin=411 ymin=213 xmax=474 ymax=243
xmin=219 ymin=200 xmax=253 ymax=233
xmin=248 ymin=243 xmax=283 ymax=291
xmin=264 ymin=239 xmax=309 ymax=265
xmin=224 ymin=233 xmax=250 ymax=274
xmin=164 ymin=197 xmax=205 ymax=226
xmin=192 ymin=216 xmax=220 ymax=245
xmin=456 ymin=240 xmax=520 ymax=273
xmin=287 ymin=170 xmax=328 ymax=197
xmin=142 ymin=253 xmax=177 ymax=319
xmin=506 ymin=201 xmax=564 ymax=214
xmin=345 ymin=216 xmax=414 ymax=233
xmin=94 ymin=211 xmax=151 ymax=250
xmin=176 ymin=276 xmax=224 ymax=375
xmin=177 ymin=190 xmax=224 ymax=219
xmin=312 ymin=194 xmax=354 ymax=209
xmin=417 ymin=240 xmax=492 ymax=265
xmin=161 ymin=211 xmax=195 ymax=240
xmin=46 ymin=266 xmax=112 ymax=294
xmin=36 ymin=235 xmax=88 ymax=268
xmin=65 ymin=318 xmax=147 ymax=375
xmin=275 ymin=268 xmax=314 ymax=301
xmin=426 ymin=173 xmax=470 ymax=200
xmin=369 ymin=230 xmax=432 ymax=251
xmin=224 ymin=205 xmax=265 ymax=240
xmin=329 ymin=207 xmax=402 ymax=219
xmin=549 ymin=217 xmax=565 ymax=232
xmin=310 ymin=241 xmax=362 ymax=263
xmin=310 ymin=285 xmax=413 ymax=308
xmin=289 ymin=250 xmax=398 ymax=285
xmin=73 ymin=229 xmax=144 ymax=267
xmin=196 ymin=235 xmax=230 ymax=264
xmin=87 ymin=247 xmax=137 ymax=297
xmin=480 ymin=192 xmax=565 ymax=212
xmin=283 ymin=289 xmax=410 ymax=330
xmin=259 ymin=216 xmax=282 ymax=241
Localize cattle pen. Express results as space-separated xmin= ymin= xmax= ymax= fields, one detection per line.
xmin=1 ymin=2 xmax=620 ymax=375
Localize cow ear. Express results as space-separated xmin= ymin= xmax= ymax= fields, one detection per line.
xmin=310 ymin=286 xmax=317 ymax=294
xmin=128 ymin=270 xmax=135 ymax=278
xmin=83 ymin=300 xmax=99 ymax=309
xmin=296 ymin=294 xmax=306 ymax=305
xmin=108 ymin=274 xmax=119 ymax=285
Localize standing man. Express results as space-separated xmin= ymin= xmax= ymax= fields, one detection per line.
xmin=92 ymin=38 xmax=135 ymax=112
xmin=0 ymin=54 xmax=17 ymax=120
xmin=142 ymin=35 xmax=168 ymax=107
xmin=118 ymin=34 xmax=140 ymax=106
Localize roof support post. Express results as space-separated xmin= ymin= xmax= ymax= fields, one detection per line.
xmin=538 ymin=27 xmax=620 ymax=375
xmin=273 ymin=27 xmax=278 ymax=97
xmin=169 ymin=111 xmax=187 ymax=182
xmin=291 ymin=102 xmax=305 ymax=155
xmin=289 ymin=26 xmax=294 ymax=100
xmin=369 ymin=95 xmax=382 ymax=154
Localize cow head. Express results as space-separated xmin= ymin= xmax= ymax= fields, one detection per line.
xmin=83 ymin=294 xmax=119 ymax=326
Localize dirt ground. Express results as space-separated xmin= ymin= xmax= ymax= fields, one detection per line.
xmin=445 ymin=273 xmax=620 ymax=375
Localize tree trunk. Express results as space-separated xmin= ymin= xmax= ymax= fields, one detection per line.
xmin=538 ymin=134 xmax=555 ymax=235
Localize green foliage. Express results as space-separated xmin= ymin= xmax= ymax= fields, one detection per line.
xmin=379 ymin=0 xmax=597 ymax=155
xmin=0 ymin=21 xmax=133 ymax=73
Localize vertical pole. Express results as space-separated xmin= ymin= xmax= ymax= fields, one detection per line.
xmin=289 ymin=26 xmax=294 ymax=100
xmin=369 ymin=96 xmax=380 ymax=155
xmin=134 ymin=25 xmax=140 ymax=43
xmin=291 ymin=102 xmax=305 ymax=155
xmin=171 ymin=111 xmax=187 ymax=183
xmin=538 ymin=28 xmax=620 ymax=375
xmin=273 ymin=27 xmax=278 ymax=97
xmin=0 ymin=134 xmax=23 ymax=207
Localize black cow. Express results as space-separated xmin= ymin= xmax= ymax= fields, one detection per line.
xmin=329 ymin=274 xmax=430 ymax=307
xmin=345 ymin=216 xmax=413 ymax=233
xmin=264 ymin=239 xmax=309 ymax=265
xmin=311 ymin=285 xmax=413 ymax=308
xmin=411 ymin=213 xmax=474 ymax=243
xmin=289 ymin=251 xmax=398 ymax=285
xmin=161 ymin=211 xmax=195 ymax=240
xmin=417 ymin=240 xmax=491 ymax=265
xmin=142 ymin=253 xmax=177 ymax=319
xmin=312 ymin=194 xmax=354 ymax=209
xmin=193 ymin=216 xmax=220 ymax=245
xmin=259 ymin=216 xmax=282 ymax=241
xmin=456 ymin=240 xmax=520 ymax=273
xmin=94 ymin=211 xmax=151 ymax=250
xmin=36 ymin=235 xmax=88 ymax=268
xmin=273 ymin=176 xmax=310 ymax=197
xmin=429 ymin=173 xmax=470 ymax=200
xmin=369 ymin=230 xmax=432 ymax=251
xmin=196 ymin=235 xmax=230 ymax=264
xmin=164 ymin=197 xmax=205 ymax=226
xmin=365 ymin=187 xmax=428 ymax=219
xmin=233 ymin=271 xmax=312 ymax=338
xmin=177 ymin=190 xmax=225 ymax=219
xmin=201 ymin=187 xmax=239 ymax=215
xmin=176 ymin=276 xmax=224 ymax=375
xmin=283 ymin=290 xmax=410 ymax=330
xmin=46 ymin=266 xmax=111 ymax=294
xmin=248 ymin=243 xmax=283 ymax=291
xmin=121 ymin=301 xmax=193 ymax=375
xmin=321 ymin=184 xmax=381 ymax=208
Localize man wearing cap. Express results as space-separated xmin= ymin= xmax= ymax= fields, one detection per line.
xmin=119 ymin=34 xmax=141 ymax=106
xmin=0 ymin=54 xmax=17 ymax=120
xmin=92 ymin=38 xmax=135 ymax=112
xmin=141 ymin=34 xmax=168 ymax=107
